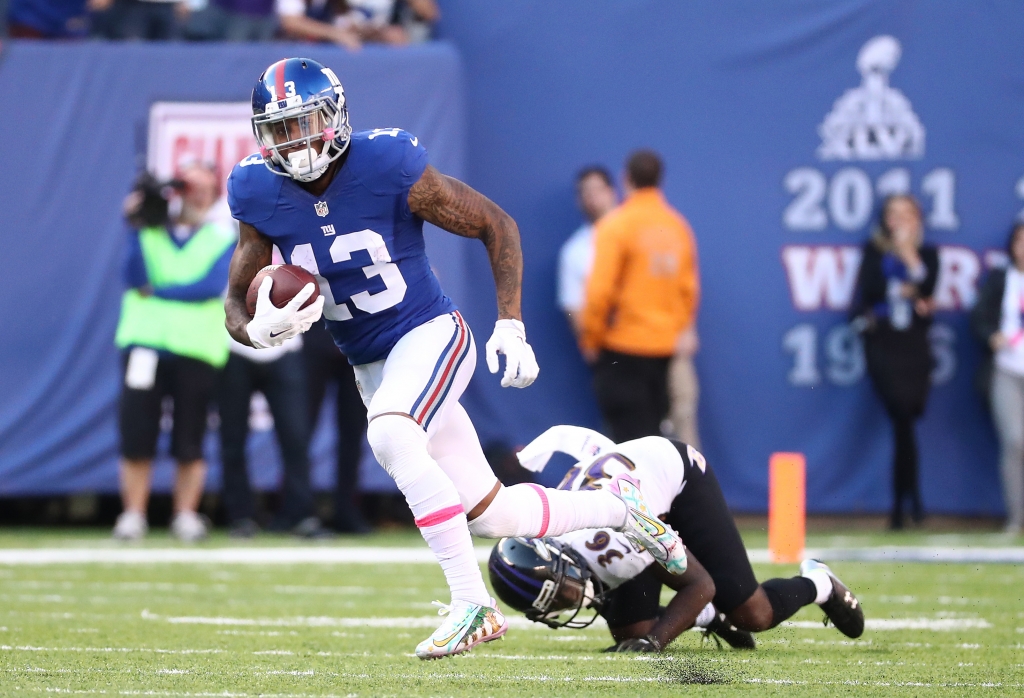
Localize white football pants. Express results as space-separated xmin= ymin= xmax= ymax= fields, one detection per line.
xmin=354 ymin=310 xmax=498 ymax=512
xmin=356 ymin=311 xmax=627 ymax=551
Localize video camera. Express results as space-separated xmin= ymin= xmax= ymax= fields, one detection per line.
xmin=126 ymin=172 xmax=185 ymax=229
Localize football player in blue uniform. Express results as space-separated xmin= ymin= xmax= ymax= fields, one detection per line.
xmin=224 ymin=58 xmax=691 ymax=659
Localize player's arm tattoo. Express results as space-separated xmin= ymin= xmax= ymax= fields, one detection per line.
xmin=408 ymin=165 xmax=523 ymax=320
xmin=224 ymin=221 xmax=273 ymax=346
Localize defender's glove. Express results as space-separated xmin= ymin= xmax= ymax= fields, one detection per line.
xmin=605 ymin=636 xmax=662 ymax=653
xmin=485 ymin=319 xmax=540 ymax=388
xmin=246 ymin=277 xmax=324 ymax=349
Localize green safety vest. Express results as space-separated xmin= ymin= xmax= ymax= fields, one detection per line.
xmin=115 ymin=222 xmax=234 ymax=368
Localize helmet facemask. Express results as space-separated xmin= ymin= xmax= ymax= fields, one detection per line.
xmin=526 ymin=539 xmax=604 ymax=629
xmin=492 ymin=537 xmax=606 ymax=630
xmin=253 ymin=93 xmax=352 ymax=183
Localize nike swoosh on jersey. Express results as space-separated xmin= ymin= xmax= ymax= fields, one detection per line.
xmin=269 ymin=330 xmax=288 ymax=338
xmin=411 ymin=137 xmax=419 ymax=146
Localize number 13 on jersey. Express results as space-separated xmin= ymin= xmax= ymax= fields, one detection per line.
xmin=291 ymin=230 xmax=407 ymax=321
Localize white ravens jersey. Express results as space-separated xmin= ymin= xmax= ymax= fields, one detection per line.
xmin=518 ymin=425 xmax=703 ymax=590
xmin=557 ymin=527 xmax=652 ymax=591
xmin=555 ymin=435 xmax=689 ymax=516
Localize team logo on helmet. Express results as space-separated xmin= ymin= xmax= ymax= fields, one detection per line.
xmin=487 ymin=537 xmax=606 ymax=629
xmin=250 ymin=58 xmax=353 ymax=183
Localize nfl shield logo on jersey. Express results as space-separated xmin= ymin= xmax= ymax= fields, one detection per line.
xmin=314 ymin=201 xmax=329 ymax=217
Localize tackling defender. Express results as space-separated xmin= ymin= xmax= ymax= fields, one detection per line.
xmin=224 ymin=58 xmax=689 ymax=658
xmin=488 ymin=426 xmax=864 ymax=651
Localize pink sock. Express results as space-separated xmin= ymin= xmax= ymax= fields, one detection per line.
xmin=530 ymin=486 xmax=627 ymax=537
xmin=368 ymin=414 xmax=490 ymax=607
xmin=467 ymin=483 xmax=627 ymax=538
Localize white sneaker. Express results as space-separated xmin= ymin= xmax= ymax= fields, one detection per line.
xmin=171 ymin=511 xmax=208 ymax=542
xmin=607 ymin=473 xmax=688 ymax=575
xmin=112 ymin=511 xmax=148 ymax=541
xmin=415 ymin=598 xmax=507 ymax=660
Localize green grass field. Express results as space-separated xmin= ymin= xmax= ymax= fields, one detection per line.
xmin=2 ymin=529 xmax=1023 ymax=696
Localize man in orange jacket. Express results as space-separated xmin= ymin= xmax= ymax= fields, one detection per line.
xmin=579 ymin=150 xmax=700 ymax=442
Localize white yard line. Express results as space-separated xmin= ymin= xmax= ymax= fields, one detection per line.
xmin=0 ymin=545 xmax=1022 ymax=565
xmin=0 ymin=645 xmax=224 ymax=654
xmin=745 ymin=679 xmax=1022 ymax=688
xmin=0 ymin=547 xmax=451 ymax=565
xmin=140 ymin=609 xmax=991 ymax=633
xmin=16 ymin=680 xmax=1024 ymax=695
xmin=139 ymin=608 xmax=553 ymax=631
xmin=800 ymin=547 xmax=1024 ymax=564
xmin=784 ymin=618 xmax=993 ymax=631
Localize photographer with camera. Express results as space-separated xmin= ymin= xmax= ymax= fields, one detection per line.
xmin=112 ymin=165 xmax=235 ymax=542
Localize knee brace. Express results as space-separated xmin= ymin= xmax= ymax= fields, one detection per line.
xmin=468 ymin=484 xmax=544 ymax=539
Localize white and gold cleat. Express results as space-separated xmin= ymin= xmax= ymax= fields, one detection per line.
xmin=415 ymin=598 xmax=507 ymax=660
xmin=608 ymin=473 xmax=688 ymax=575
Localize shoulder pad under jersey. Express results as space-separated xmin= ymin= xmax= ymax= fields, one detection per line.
xmin=228 ymin=153 xmax=284 ymax=225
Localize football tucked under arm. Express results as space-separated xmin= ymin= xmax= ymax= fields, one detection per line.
xmin=224 ymin=221 xmax=273 ymax=346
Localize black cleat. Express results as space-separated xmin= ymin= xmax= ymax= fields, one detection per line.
xmin=801 ymin=559 xmax=864 ymax=639
xmin=704 ymin=612 xmax=756 ymax=650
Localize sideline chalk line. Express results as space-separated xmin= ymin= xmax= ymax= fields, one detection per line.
xmin=1 ymin=546 xmax=1023 ymax=565
xmin=142 ymin=611 xmax=990 ymax=633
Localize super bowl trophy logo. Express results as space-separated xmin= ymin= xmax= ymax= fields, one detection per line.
xmin=818 ymin=35 xmax=925 ymax=161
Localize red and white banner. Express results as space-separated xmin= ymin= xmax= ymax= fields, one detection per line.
xmin=147 ymin=102 xmax=257 ymax=195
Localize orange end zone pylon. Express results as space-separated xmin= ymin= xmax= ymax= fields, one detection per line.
xmin=768 ymin=452 xmax=806 ymax=564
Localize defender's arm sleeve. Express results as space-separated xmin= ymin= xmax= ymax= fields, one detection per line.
xmin=579 ymin=220 xmax=625 ymax=353
xmin=516 ymin=425 xmax=616 ymax=473
xmin=153 ymin=245 xmax=235 ymax=302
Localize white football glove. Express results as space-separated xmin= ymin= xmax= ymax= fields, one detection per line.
xmin=245 ymin=276 xmax=324 ymax=349
xmin=485 ymin=319 xmax=540 ymax=388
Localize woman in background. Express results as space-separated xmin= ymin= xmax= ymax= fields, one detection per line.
xmin=971 ymin=223 xmax=1024 ymax=535
xmin=851 ymin=195 xmax=939 ymax=530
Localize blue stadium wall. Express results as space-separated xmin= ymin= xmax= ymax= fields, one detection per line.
xmin=3 ymin=0 xmax=1024 ymax=514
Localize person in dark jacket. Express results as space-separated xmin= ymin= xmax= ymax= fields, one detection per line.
xmin=303 ymin=320 xmax=371 ymax=533
xmin=971 ymin=222 xmax=1024 ymax=535
xmin=851 ymin=194 xmax=939 ymax=530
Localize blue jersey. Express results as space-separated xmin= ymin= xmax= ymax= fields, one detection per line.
xmin=228 ymin=129 xmax=456 ymax=365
